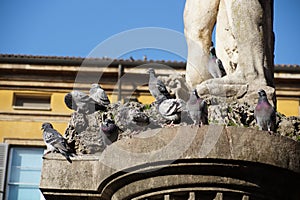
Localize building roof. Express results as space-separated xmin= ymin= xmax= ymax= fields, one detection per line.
xmin=1 ymin=54 xmax=299 ymax=72
xmin=0 ymin=54 xmax=186 ymax=68
xmin=274 ymin=64 xmax=300 ymax=73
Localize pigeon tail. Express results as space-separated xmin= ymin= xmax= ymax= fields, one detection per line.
xmin=59 ymin=150 xmax=72 ymax=163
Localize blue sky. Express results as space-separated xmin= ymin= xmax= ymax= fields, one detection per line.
xmin=0 ymin=0 xmax=299 ymax=64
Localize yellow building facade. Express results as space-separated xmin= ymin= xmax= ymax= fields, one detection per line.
xmin=0 ymin=54 xmax=299 ymax=199
xmin=0 ymin=55 xmax=299 ymax=143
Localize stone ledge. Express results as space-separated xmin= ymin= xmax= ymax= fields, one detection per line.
xmin=40 ymin=125 xmax=300 ymax=200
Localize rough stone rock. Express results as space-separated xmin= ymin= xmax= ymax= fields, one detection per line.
xmin=277 ymin=116 xmax=300 ymax=141
xmin=64 ymin=96 xmax=299 ymax=156
xmin=207 ymin=98 xmax=255 ymax=128
xmin=114 ymin=101 xmax=153 ymax=139
xmin=64 ymin=101 xmax=165 ymax=154
xmin=207 ymin=97 xmax=300 ymax=142
xmin=65 ymin=111 xmax=106 ymax=154
xmin=159 ymin=73 xmax=190 ymax=101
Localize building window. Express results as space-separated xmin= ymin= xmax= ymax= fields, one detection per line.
xmin=6 ymin=147 xmax=45 ymax=200
xmin=13 ymin=94 xmax=51 ymax=111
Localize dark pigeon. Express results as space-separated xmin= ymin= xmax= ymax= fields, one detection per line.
xmin=41 ymin=122 xmax=73 ymax=163
xmin=64 ymin=90 xmax=93 ymax=113
xmin=186 ymin=89 xmax=208 ymax=126
xmin=100 ymin=118 xmax=119 ymax=146
xmin=208 ymin=46 xmax=226 ymax=78
xmin=89 ymin=83 xmax=110 ymax=111
xmin=158 ymin=98 xmax=186 ymax=124
xmin=254 ymin=89 xmax=276 ymax=132
xmin=147 ymin=68 xmax=172 ymax=101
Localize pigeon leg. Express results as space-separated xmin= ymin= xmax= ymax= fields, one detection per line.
xmin=200 ymin=121 xmax=203 ymax=127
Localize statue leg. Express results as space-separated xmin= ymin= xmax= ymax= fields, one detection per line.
xmin=196 ymin=0 xmax=275 ymax=105
xmin=184 ymin=0 xmax=220 ymax=89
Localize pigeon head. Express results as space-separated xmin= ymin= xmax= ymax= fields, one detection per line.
xmin=257 ymin=89 xmax=269 ymax=103
xmin=192 ymin=89 xmax=199 ymax=98
xmin=258 ymin=89 xmax=267 ymax=98
xmin=41 ymin=122 xmax=53 ymax=130
xmin=209 ymin=46 xmax=216 ymax=57
xmin=147 ymin=68 xmax=155 ymax=74
xmin=217 ymin=59 xmax=223 ymax=66
xmin=91 ymin=83 xmax=100 ymax=89
xmin=101 ymin=118 xmax=117 ymax=136
xmin=103 ymin=118 xmax=115 ymax=126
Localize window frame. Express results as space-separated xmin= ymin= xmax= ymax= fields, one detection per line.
xmin=12 ymin=93 xmax=52 ymax=111
xmin=5 ymin=145 xmax=46 ymax=200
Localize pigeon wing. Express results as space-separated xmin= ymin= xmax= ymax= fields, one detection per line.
xmin=157 ymin=79 xmax=171 ymax=98
xmin=159 ymin=99 xmax=177 ymax=116
xmin=44 ymin=128 xmax=69 ymax=152
xmin=64 ymin=93 xmax=77 ymax=111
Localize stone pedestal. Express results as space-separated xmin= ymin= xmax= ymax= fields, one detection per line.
xmin=40 ymin=126 xmax=300 ymax=200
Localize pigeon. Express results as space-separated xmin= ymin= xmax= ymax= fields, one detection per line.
xmin=186 ymin=89 xmax=208 ymax=126
xmin=41 ymin=122 xmax=73 ymax=163
xmin=208 ymin=46 xmax=226 ymax=78
xmin=129 ymin=56 xmax=135 ymax=61
xmin=254 ymin=89 xmax=276 ymax=132
xmin=89 ymin=83 xmax=110 ymax=111
xmin=100 ymin=118 xmax=119 ymax=145
xmin=158 ymin=98 xmax=186 ymax=124
xmin=147 ymin=68 xmax=172 ymax=101
xmin=64 ymin=90 xmax=93 ymax=113
xmin=143 ymin=55 xmax=147 ymax=61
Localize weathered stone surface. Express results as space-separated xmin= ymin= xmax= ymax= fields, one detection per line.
xmin=65 ymin=111 xmax=106 ymax=154
xmin=277 ymin=116 xmax=300 ymax=141
xmin=40 ymin=125 xmax=300 ymax=200
xmin=159 ymin=73 xmax=190 ymax=101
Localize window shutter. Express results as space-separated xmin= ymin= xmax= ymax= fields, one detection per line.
xmin=0 ymin=143 xmax=8 ymax=200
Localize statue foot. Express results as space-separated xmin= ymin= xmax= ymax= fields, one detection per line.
xmin=196 ymin=73 xmax=276 ymax=106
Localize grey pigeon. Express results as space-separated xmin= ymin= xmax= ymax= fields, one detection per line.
xmin=147 ymin=68 xmax=172 ymax=101
xmin=254 ymin=89 xmax=276 ymax=132
xmin=89 ymin=83 xmax=110 ymax=110
xmin=186 ymin=89 xmax=208 ymax=126
xmin=208 ymin=46 xmax=226 ymax=78
xmin=158 ymin=98 xmax=186 ymax=124
xmin=64 ymin=90 xmax=93 ymax=113
xmin=41 ymin=122 xmax=73 ymax=163
xmin=100 ymin=118 xmax=119 ymax=145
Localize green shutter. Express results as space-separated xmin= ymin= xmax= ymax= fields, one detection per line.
xmin=0 ymin=143 xmax=8 ymax=200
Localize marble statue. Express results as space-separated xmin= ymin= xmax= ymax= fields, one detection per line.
xmin=184 ymin=0 xmax=275 ymax=103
